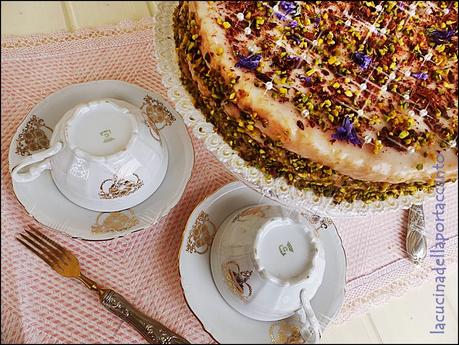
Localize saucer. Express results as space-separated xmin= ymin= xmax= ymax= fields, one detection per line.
xmin=8 ymin=80 xmax=194 ymax=240
xmin=179 ymin=182 xmax=346 ymax=343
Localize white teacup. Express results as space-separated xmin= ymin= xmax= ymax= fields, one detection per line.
xmin=11 ymin=98 xmax=168 ymax=212
xmin=211 ymin=204 xmax=325 ymax=343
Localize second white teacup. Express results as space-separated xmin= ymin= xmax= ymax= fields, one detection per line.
xmin=11 ymin=98 xmax=168 ymax=212
xmin=211 ymin=204 xmax=326 ymax=342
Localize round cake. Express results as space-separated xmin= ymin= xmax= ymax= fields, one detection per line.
xmin=174 ymin=1 xmax=458 ymax=203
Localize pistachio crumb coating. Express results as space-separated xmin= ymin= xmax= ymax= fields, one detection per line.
xmin=173 ymin=1 xmax=457 ymax=203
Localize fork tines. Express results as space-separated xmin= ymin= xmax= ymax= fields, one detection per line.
xmin=16 ymin=224 xmax=68 ymax=267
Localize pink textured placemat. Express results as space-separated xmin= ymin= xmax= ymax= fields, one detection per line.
xmin=1 ymin=18 xmax=457 ymax=344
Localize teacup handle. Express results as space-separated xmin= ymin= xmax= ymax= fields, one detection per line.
xmin=298 ymin=289 xmax=322 ymax=344
xmin=11 ymin=142 xmax=63 ymax=183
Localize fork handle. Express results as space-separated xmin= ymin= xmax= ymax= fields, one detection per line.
xmin=100 ymin=289 xmax=190 ymax=344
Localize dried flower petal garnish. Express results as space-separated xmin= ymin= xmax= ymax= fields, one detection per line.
xmin=332 ymin=116 xmax=362 ymax=146
xmin=235 ymin=54 xmax=262 ymax=70
xmin=411 ymin=72 xmax=428 ymax=80
xmin=298 ymin=75 xmax=312 ymax=85
xmin=275 ymin=1 xmax=297 ymax=20
xmin=313 ymin=16 xmax=321 ymax=27
xmin=279 ymin=1 xmax=297 ymax=15
xmin=428 ymin=29 xmax=457 ymax=44
xmin=352 ymin=52 xmax=372 ymax=69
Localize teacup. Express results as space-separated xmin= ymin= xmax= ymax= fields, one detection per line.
xmin=210 ymin=204 xmax=325 ymax=343
xmin=12 ymin=98 xmax=168 ymax=212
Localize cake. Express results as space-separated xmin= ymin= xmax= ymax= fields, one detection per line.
xmin=174 ymin=1 xmax=458 ymax=203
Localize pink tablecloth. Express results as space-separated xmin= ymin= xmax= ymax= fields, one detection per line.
xmin=1 ymin=18 xmax=457 ymax=344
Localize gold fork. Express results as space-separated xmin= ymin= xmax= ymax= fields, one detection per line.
xmin=17 ymin=224 xmax=189 ymax=344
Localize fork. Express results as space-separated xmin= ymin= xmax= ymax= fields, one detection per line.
xmin=17 ymin=224 xmax=190 ymax=344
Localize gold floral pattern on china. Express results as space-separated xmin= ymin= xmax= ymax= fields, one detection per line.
xmin=140 ymin=95 xmax=176 ymax=141
xmin=302 ymin=212 xmax=333 ymax=230
xmin=232 ymin=205 xmax=270 ymax=223
xmin=15 ymin=115 xmax=53 ymax=156
xmin=91 ymin=209 xmax=139 ymax=234
xmin=99 ymin=173 xmax=144 ymax=199
xmin=269 ymin=320 xmax=304 ymax=344
xmin=186 ymin=211 xmax=216 ymax=254
xmin=223 ymin=261 xmax=253 ymax=301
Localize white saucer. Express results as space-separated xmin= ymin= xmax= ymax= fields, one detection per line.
xmin=179 ymin=182 xmax=346 ymax=343
xmin=8 ymin=80 xmax=194 ymax=241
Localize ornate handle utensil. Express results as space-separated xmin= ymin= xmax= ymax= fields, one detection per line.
xmin=406 ymin=204 xmax=427 ymax=264
xmin=298 ymin=289 xmax=322 ymax=344
xmin=17 ymin=224 xmax=190 ymax=344
xmin=101 ymin=290 xmax=188 ymax=344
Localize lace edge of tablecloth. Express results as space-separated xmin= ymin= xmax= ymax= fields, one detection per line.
xmin=1 ymin=16 xmax=155 ymax=57
xmin=335 ymin=235 xmax=458 ymax=323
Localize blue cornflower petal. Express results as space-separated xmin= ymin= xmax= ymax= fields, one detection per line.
xmin=275 ymin=1 xmax=297 ymax=21
xmin=429 ymin=29 xmax=457 ymax=44
xmin=411 ymin=72 xmax=428 ymax=80
xmin=279 ymin=1 xmax=297 ymax=15
xmin=332 ymin=116 xmax=362 ymax=146
xmin=275 ymin=12 xmax=287 ymax=20
xmin=313 ymin=16 xmax=321 ymax=27
xmin=352 ymin=52 xmax=372 ymax=69
xmin=298 ymin=75 xmax=312 ymax=84
xmin=235 ymin=54 xmax=262 ymax=70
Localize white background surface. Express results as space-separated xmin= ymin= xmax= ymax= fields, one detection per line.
xmin=1 ymin=1 xmax=457 ymax=343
